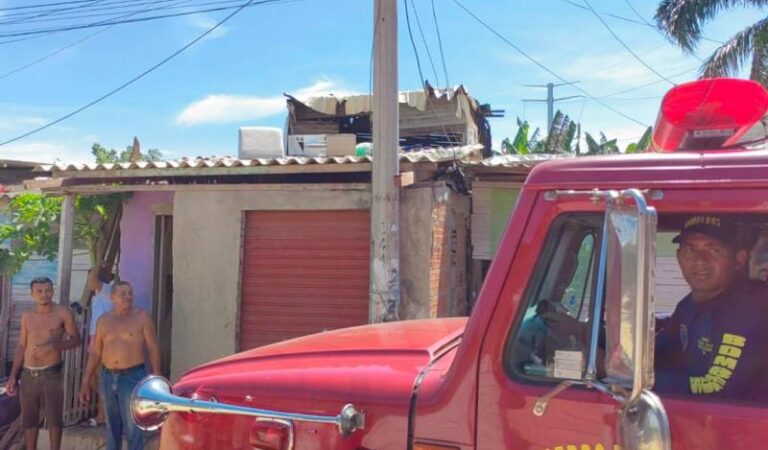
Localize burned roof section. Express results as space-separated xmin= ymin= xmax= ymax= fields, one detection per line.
xmin=285 ymin=83 xmax=500 ymax=154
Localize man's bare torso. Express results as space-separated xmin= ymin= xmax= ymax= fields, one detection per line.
xmin=98 ymin=308 xmax=148 ymax=370
xmin=23 ymin=305 xmax=67 ymax=368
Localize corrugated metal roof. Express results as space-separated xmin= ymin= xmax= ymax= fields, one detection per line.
xmin=462 ymin=153 xmax=570 ymax=169
xmin=37 ymin=145 xmax=483 ymax=175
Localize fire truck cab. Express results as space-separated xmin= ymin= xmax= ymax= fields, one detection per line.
xmin=132 ymin=78 xmax=768 ymax=450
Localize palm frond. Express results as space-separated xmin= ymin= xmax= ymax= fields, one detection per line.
xmin=701 ymin=17 xmax=768 ymax=81
xmin=750 ymin=31 xmax=768 ymax=86
xmin=655 ymin=0 xmax=768 ymax=52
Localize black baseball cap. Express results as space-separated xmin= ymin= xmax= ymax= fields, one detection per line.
xmin=672 ymin=215 xmax=741 ymax=247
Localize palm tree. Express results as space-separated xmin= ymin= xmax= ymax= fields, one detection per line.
xmin=655 ymin=1 xmax=768 ymax=86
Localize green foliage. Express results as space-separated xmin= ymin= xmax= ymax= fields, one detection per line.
xmin=91 ymin=142 xmax=163 ymax=163
xmin=625 ymin=127 xmax=653 ymax=153
xmin=584 ymin=132 xmax=620 ymax=155
xmin=0 ymin=141 xmax=160 ymax=275
xmin=655 ymin=0 xmax=768 ymax=86
xmin=0 ymin=194 xmax=62 ymax=275
xmin=543 ymin=111 xmax=578 ymax=154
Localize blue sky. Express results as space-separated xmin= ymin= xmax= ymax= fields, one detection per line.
xmin=0 ymin=0 xmax=762 ymax=164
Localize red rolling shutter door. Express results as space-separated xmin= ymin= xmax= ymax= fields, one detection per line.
xmin=239 ymin=210 xmax=371 ymax=351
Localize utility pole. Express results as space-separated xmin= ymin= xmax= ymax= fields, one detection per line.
xmin=522 ymin=81 xmax=582 ymax=132
xmin=370 ymin=0 xmax=400 ymax=323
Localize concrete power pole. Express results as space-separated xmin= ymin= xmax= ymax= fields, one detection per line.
xmin=522 ymin=81 xmax=582 ymax=132
xmin=370 ymin=0 xmax=400 ymax=323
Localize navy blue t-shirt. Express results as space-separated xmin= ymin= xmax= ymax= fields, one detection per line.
xmin=655 ymin=280 xmax=768 ymax=402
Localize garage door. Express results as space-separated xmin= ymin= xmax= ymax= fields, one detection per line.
xmin=239 ymin=210 xmax=371 ymax=351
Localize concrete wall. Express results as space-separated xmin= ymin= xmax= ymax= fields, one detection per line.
xmin=119 ymin=191 xmax=173 ymax=313
xmin=400 ymin=186 xmax=433 ymax=319
xmin=170 ymin=187 xmax=370 ymax=380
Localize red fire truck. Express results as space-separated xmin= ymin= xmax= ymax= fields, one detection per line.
xmin=132 ymin=78 xmax=768 ymax=450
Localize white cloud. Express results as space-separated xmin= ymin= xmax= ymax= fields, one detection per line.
xmin=175 ymin=80 xmax=359 ymax=126
xmin=564 ymin=49 xmax=696 ymax=87
xmin=0 ymin=141 xmax=94 ymax=165
xmin=0 ymin=115 xmax=48 ymax=131
xmin=186 ymin=15 xmax=228 ymax=40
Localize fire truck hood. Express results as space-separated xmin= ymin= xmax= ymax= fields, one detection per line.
xmin=173 ymin=318 xmax=467 ymax=408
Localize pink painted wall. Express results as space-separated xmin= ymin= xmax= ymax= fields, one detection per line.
xmin=119 ymin=191 xmax=173 ymax=312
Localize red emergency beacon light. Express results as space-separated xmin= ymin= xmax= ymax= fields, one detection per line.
xmin=652 ymin=77 xmax=768 ymax=152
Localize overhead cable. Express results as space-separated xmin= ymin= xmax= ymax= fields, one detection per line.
xmin=0 ymin=0 xmax=284 ymax=146
xmin=449 ymin=0 xmax=649 ymax=127
xmin=0 ymin=0 xmax=294 ymax=39
xmin=431 ymin=0 xmax=449 ymax=88
xmin=582 ymin=0 xmax=675 ymax=86
xmin=0 ymin=0 xmax=198 ymax=80
xmin=409 ymin=0 xmax=440 ymax=86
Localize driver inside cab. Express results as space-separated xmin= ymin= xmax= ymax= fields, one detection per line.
xmin=655 ymin=215 xmax=768 ymax=401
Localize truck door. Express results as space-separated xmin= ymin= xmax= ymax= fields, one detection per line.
xmin=475 ymin=189 xmax=768 ymax=449
xmin=476 ymin=194 xmax=618 ymax=450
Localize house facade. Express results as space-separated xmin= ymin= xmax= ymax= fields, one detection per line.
xmin=32 ymin=147 xmax=480 ymax=380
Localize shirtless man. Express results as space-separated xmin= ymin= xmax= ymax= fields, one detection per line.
xmin=80 ymin=281 xmax=160 ymax=450
xmin=3 ymin=276 xmax=81 ymax=450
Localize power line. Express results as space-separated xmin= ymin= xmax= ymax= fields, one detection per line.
xmin=431 ymin=0 xmax=449 ymax=88
xmin=582 ymin=0 xmax=675 ymax=86
xmin=449 ymin=0 xmax=649 ymax=127
xmin=622 ymin=0 xmax=653 ymax=27
xmin=0 ymin=0 xmax=106 ymax=13
xmin=409 ymin=0 xmax=439 ymax=86
xmin=555 ymin=0 xmax=724 ymax=46
xmin=597 ymin=66 xmax=699 ymax=99
xmin=0 ymin=0 xmax=109 ymax=26
xmin=0 ymin=0 xmax=198 ymax=81
xmin=0 ymin=0 xmax=286 ymax=146
xmin=403 ymin=0 xmax=426 ymax=87
xmin=0 ymin=0 xmax=292 ymax=39
xmin=0 ymin=0 xmax=240 ymax=26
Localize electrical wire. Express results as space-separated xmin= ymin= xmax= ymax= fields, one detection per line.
xmin=0 ymin=0 xmax=198 ymax=81
xmin=0 ymin=0 xmax=109 ymax=26
xmin=582 ymin=0 xmax=675 ymax=86
xmin=431 ymin=0 xmax=449 ymax=88
xmin=597 ymin=66 xmax=698 ymax=99
xmin=0 ymin=0 xmax=111 ymax=12
xmin=0 ymin=0 xmax=242 ymax=26
xmin=0 ymin=0 xmax=294 ymax=39
xmin=449 ymin=0 xmax=649 ymax=127
xmin=555 ymin=0 xmax=724 ymax=46
xmin=0 ymin=0 xmax=284 ymax=146
xmin=622 ymin=0 xmax=652 ymax=26
xmin=403 ymin=0 xmax=426 ymax=88
xmin=409 ymin=0 xmax=439 ymax=86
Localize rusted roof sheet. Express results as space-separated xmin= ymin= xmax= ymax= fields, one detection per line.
xmin=36 ymin=145 xmax=484 ymax=176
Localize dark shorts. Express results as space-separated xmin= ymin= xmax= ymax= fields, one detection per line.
xmin=20 ymin=364 xmax=64 ymax=430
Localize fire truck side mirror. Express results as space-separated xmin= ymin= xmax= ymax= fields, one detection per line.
xmin=601 ymin=190 xmax=671 ymax=450
xmin=600 ymin=189 xmax=657 ymax=402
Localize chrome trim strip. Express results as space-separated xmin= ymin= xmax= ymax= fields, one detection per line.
xmin=131 ymin=376 xmax=365 ymax=437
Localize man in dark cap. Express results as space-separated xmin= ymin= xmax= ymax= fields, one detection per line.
xmin=655 ymin=215 xmax=768 ymax=401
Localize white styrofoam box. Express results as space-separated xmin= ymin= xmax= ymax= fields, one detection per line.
xmin=238 ymin=127 xmax=284 ymax=159
xmin=286 ymin=134 xmax=327 ymax=157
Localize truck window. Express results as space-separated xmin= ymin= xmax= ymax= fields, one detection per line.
xmin=506 ymin=213 xmax=601 ymax=380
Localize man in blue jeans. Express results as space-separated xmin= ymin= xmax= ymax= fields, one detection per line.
xmin=80 ymin=281 xmax=161 ymax=450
